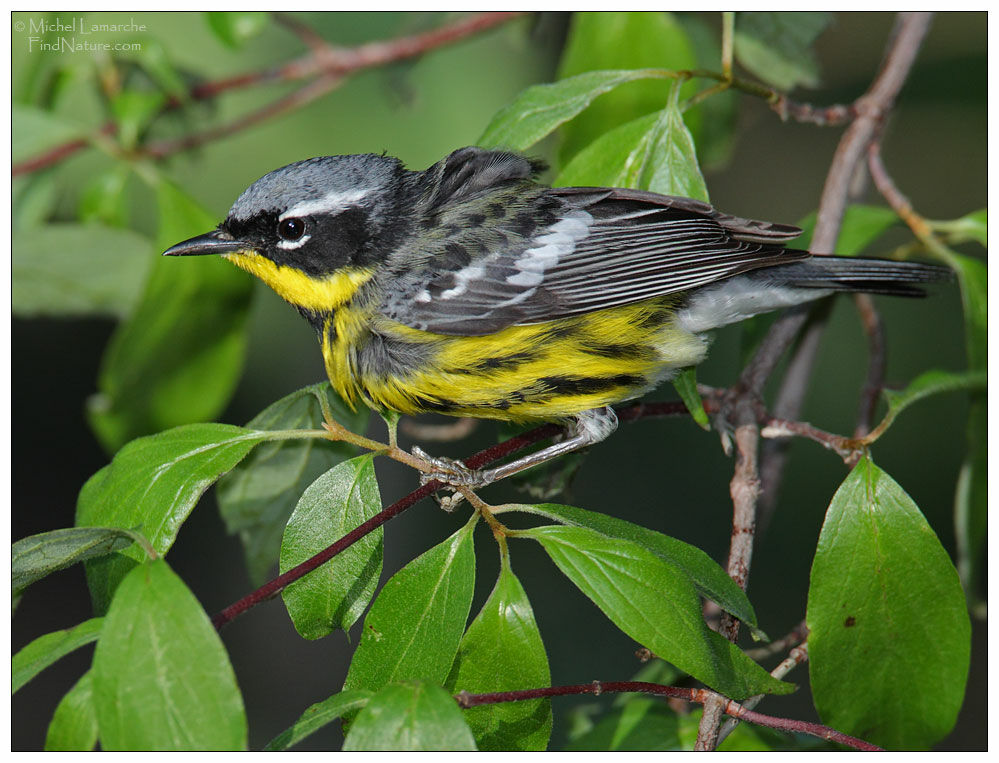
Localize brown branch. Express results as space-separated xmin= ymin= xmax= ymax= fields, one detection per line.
xmin=772 ymin=97 xmax=855 ymax=127
xmin=761 ymin=417 xmax=860 ymax=463
xmin=812 ymin=12 xmax=934 ymax=253
xmin=144 ymin=74 xmax=343 ymax=160
xmin=11 ymin=11 xmax=526 ymax=176
xmin=456 ymin=681 xmax=882 ymax=751
xmin=866 ymin=141 xmax=933 ymax=238
xmin=755 ymin=11 xmax=935 ymax=529
xmin=697 ymin=404 xmax=760 ymax=748
xmin=698 ymin=15 xmax=934 ymax=750
xmin=271 ymin=11 xmax=339 ymax=56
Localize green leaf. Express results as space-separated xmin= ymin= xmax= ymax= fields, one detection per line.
xmin=555 ymin=112 xmax=658 ymax=188
xmin=115 ymin=37 xmax=188 ymax=100
xmin=87 ymin=179 xmax=253 ymax=452
xmin=446 ymin=559 xmax=552 ymax=751
xmin=205 ymin=11 xmax=269 ymax=48
xmin=807 ymin=458 xmax=971 ymax=749
xmin=832 ymin=206 xmax=899 ymax=255
xmin=263 ymin=689 xmax=373 ymax=751
xmin=872 ymin=369 xmax=986 ymax=440
xmin=792 ymin=205 xmax=899 ymax=255
xmin=566 ymin=696 xmax=681 ymax=751
xmin=636 ymin=82 xmax=709 ymax=200
xmin=12 ymin=103 xmax=88 ymax=164
xmin=217 ymin=383 xmax=368 ymax=584
xmin=516 ymin=504 xmax=759 ymax=633
xmin=955 ymin=394 xmax=986 ymax=608
xmin=344 ymin=522 xmax=476 ymax=693
xmin=672 ymin=368 xmax=709 ymax=430
xmin=933 ymin=208 xmax=987 ymax=247
xmin=110 ymin=89 xmax=167 ymax=150
xmin=734 ymin=12 xmax=832 ymax=91
xmin=951 ymin=256 xmax=987 ymax=605
xmin=78 ymin=163 xmax=132 ymax=228
xmin=478 ymin=69 xmax=673 ymax=152
xmin=12 ymin=223 xmax=153 ymax=319
xmin=76 ymin=423 xmax=271 ymax=612
xmin=555 ymin=100 xmax=710 ymax=202
xmin=12 ymin=618 xmax=103 ymax=694
xmin=92 ymin=560 xmax=247 ymax=750
xmin=518 ymin=525 xmax=788 ymax=699
xmin=280 ymin=455 xmax=383 ymax=639
xmin=343 ymin=682 xmax=476 ymax=752
xmin=13 ymin=172 xmax=59 ymax=232
xmin=45 ymin=671 xmax=98 ymax=751
xmin=953 ymin=253 xmax=986 ymax=371
xmin=556 ymin=12 xmax=698 ymax=165
xmin=566 ymin=658 xmax=685 ymax=750
xmin=13 ymin=527 xmax=149 ymax=596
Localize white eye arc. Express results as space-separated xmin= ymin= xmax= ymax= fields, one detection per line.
xmin=277 ymin=233 xmax=311 ymax=250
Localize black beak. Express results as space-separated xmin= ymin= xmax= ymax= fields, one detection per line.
xmin=162 ymin=229 xmax=251 ymax=257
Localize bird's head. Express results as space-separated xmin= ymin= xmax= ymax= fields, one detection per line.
xmin=164 ymin=153 xmax=410 ymax=312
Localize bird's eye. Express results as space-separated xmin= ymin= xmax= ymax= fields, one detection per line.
xmin=278 ymin=217 xmax=306 ymax=241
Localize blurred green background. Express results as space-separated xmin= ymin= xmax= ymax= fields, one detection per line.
xmin=12 ymin=11 xmax=986 ymax=750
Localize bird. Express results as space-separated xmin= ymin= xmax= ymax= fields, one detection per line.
xmin=164 ymin=146 xmax=950 ymax=485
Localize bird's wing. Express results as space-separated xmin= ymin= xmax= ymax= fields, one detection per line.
xmin=379 ymin=187 xmax=809 ymax=336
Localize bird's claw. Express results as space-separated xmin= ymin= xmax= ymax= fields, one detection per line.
xmin=412 ymin=446 xmax=488 ymax=488
xmin=413 ymin=447 xmax=494 ymax=511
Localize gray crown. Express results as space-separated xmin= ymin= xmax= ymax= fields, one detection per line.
xmin=228 ymin=154 xmax=402 ymax=221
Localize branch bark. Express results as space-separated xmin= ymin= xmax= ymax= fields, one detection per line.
xmin=697 ymin=12 xmax=934 ymax=751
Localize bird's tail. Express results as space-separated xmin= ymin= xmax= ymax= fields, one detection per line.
xmin=762 ymin=255 xmax=952 ymax=297
xmin=675 ymin=256 xmax=952 ymax=334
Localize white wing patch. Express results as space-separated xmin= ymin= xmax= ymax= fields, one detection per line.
xmin=440 ymin=264 xmax=487 ymax=300
xmin=505 ymin=210 xmax=593 ymax=288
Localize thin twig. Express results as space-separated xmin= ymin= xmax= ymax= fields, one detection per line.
xmin=272 ymin=11 xmax=339 ymax=55
xmin=11 ymin=12 xmax=525 ymax=176
xmin=455 ymin=681 xmax=881 ymax=751
xmin=697 ymin=15 xmax=934 ymax=750
xmin=144 ymin=74 xmax=343 ymax=159
xmin=812 ymin=12 xmax=934 ymax=253
xmin=756 ymin=11 xmax=934 ymax=528
xmin=717 ymin=641 xmax=811 ymax=743
xmin=696 ymin=405 xmax=760 ymax=749
xmin=761 ymin=417 xmax=860 ymax=463
xmin=208 ymin=401 xmax=697 ymax=630
xmin=744 ymin=618 xmax=809 ymax=661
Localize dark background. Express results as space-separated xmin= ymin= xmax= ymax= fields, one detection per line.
xmin=12 ymin=12 xmax=986 ymax=750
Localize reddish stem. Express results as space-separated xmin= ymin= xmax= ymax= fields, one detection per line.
xmin=456 ymin=682 xmax=883 ymax=751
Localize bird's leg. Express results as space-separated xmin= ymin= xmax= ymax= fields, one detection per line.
xmin=414 ymin=407 xmax=619 ymax=490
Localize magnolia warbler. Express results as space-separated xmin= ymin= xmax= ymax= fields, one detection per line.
xmin=164 ymin=147 xmax=949 ymax=485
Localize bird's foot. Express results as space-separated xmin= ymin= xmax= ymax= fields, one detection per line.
xmin=412 ymin=447 xmax=488 ymax=487
xmin=412 ymin=447 xmax=497 ymax=512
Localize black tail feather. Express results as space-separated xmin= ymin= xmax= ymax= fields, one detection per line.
xmin=763 ymin=255 xmax=952 ymax=297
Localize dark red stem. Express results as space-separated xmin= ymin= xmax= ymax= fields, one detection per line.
xmin=456 ymin=682 xmax=883 ymax=752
